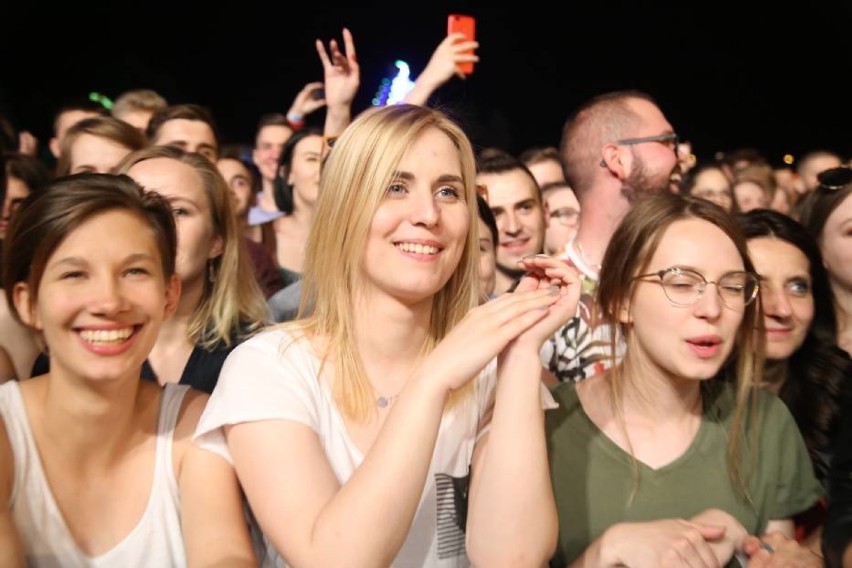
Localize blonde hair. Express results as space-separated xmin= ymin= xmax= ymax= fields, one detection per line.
xmin=116 ymin=146 xmax=268 ymax=348
xmin=292 ymin=104 xmax=480 ymax=421
xmin=595 ymin=193 xmax=764 ymax=501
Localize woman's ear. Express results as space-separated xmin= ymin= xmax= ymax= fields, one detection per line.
xmin=12 ymin=282 xmax=41 ymax=330
xmin=163 ymin=274 xmax=181 ymax=319
xmin=617 ymin=300 xmax=633 ymax=325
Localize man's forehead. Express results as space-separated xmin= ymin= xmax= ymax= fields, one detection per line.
xmin=477 ymin=170 xmax=539 ymax=206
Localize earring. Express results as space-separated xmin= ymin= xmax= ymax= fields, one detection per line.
xmin=207 ymin=259 xmax=216 ymax=284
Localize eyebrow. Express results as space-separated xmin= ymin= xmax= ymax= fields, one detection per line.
xmin=391 ymin=171 xmax=464 ymax=185
xmin=50 ymin=252 xmax=157 ymax=269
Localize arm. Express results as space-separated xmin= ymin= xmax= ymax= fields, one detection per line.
xmin=402 ymin=33 xmax=479 ymax=106
xmin=176 ymin=391 xmax=256 ymax=568
xmin=315 ymin=28 xmax=360 ymax=138
xmin=743 ymin=529 xmax=823 ymax=568
xmin=572 ymin=519 xmax=727 ymax=568
xmin=0 ymin=419 xmax=25 ymax=567
xmin=227 ymin=288 xmax=563 ymax=567
xmin=467 ymin=256 xmax=579 ymax=566
xmin=285 ymin=81 xmax=327 ymax=127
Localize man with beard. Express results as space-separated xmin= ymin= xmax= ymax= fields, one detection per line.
xmin=542 ymin=90 xmax=681 ymax=382
xmin=475 ymin=148 xmax=548 ymax=294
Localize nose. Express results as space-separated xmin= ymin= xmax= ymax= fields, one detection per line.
xmin=501 ymin=211 xmax=521 ymax=236
xmin=693 ymin=282 xmax=722 ymax=320
xmin=410 ymin=190 xmax=439 ymax=227
xmin=88 ymin=275 xmax=129 ymax=315
xmin=762 ymin=285 xmax=792 ymax=319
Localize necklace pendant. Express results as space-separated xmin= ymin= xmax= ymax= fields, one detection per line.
xmin=377 ymin=396 xmax=389 ymax=408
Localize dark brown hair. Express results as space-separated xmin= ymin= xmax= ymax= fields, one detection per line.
xmin=3 ymin=173 xmax=177 ymax=324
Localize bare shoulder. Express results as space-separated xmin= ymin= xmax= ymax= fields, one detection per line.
xmin=0 ymin=414 xmax=14 ymax=500
xmin=174 ymin=387 xmax=210 ymax=441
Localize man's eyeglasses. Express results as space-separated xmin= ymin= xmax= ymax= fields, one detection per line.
xmin=549 ymin=207 xmax=580 ymax=227
xmin=633 ymin=266 xmax=759 ymax=309
xmin=600 ymin=132 xmax=679 ymax=167
xmin=615 ymin=132 xmax=680 ymax=153
xmin=817 ymin=166 xmax=852 ymax=191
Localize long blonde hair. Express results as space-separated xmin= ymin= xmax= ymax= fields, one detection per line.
xmin=595 ymin=193 xmax=765 ymax=500
xmin=292 ymin=104 xmax=480 ymax=421
xmin=116 ymin=145 xmax=268 ymax=348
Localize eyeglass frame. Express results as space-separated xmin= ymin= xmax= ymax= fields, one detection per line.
xmin=599 ymin=132 xmax=680 ymax=168
xmin=548 ymin=207 xmax=580 ymax=226
xmin=817 ymin=166 xmax=852 ymax=192
xmin=632 ymin=265 xmax=760 ymax=309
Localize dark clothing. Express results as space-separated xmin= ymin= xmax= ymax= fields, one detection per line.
xmin=31 ymin=339 xmax=238 ymax=395
xmin=824 ymin=387 xmax=852 ymax=566
xmin=244 ymin=237 xmax=284 ymax=299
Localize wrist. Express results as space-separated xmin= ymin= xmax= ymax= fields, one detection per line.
xmin=286 ymin=111 xmax=305 ymax=130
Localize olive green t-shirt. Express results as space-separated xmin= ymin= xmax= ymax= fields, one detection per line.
xmin=545 ymin=382 xmax=824 ymax=566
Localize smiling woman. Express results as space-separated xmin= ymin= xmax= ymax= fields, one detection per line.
xmin=193 ymin=103 xmax=580 ymax=567
xmin=0 ymin=173 xmax=255 ymax=566
xmin=737 ymin=208 xmax=852 ymax=548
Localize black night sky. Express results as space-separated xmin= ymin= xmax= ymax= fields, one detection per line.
xmin=3 ymin=1 xmax=850 ymax=165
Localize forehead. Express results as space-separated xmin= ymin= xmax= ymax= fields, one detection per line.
xmin=154 ymin=119 xmax=215 ymax=145
xmin=217 ymin=158 xmax=250 ymax=178
xmin=476 ymin=168 xmax=539 ymax=206
xmin=292 ymin=135 xmax=324 ymax=156
xmin=127 ymin=157 xmax=207 ymax=203
xmin=544 ymin=186 xmax=579 ymax=208
xmin=527 ymin=160 xmax=564 ymax=186
xmin=48 ymin=209 xmax=158 ymax=260
xmin=826 ymin=192 xmax=852 ymax=229
xmin=627 ymin=98 xmax=672 ymax=133
xmin=648 ymin=218 xmax=743 ymax=271
xmin=56 ymin=110 xmax=101 ymax=134
xmin=5 ymin=176 xmax=31 ymax=200
xmin=257 ymin=124 xmax=292 ymax=145
xmin=747 ymin=237 xmax=809 ymax=274
xmin=397 ymin=127 xmax=461 ymax=170
xmin=71 ymin=133 xmax=131 ymax=157
xmin=694 ymin=168 xmax=729 ymax=188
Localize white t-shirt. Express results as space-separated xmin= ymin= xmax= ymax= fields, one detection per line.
xmin=195 ymin=327 xmax=552 ymax=567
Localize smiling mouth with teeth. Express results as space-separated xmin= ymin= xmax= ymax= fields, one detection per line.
xmin=396 ymin=243 xmax=439 ymax=255
xmin=79 ymin=328 xmax=135 ymax=344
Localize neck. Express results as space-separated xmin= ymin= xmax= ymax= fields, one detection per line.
xmin=619 ymin=354 xmax=703 ymax=420
xmin=494 ymin=265 xmax=523 ymax=295
xmin=36 ymin=371 xmax=148 ymax=460
xmin=258 ymin=180 xmax=278 ymax=212
xmin=574 ymin=189 xmax=633 ymax=266
xmin=832 ymin=282 xmax=852 ymax=333
xmin=352 ymin=293 xmax=432 ymax=395
xmin=762 ymin=359 xmax=788 ymax=395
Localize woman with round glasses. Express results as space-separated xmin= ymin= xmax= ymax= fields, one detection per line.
xmin=546 ymin=193 xmax=823 ymax=567
xmin=798 ymin=166 xmax=852 ymax=357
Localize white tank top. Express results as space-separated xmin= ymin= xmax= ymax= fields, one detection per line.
xmin=1 ymin=381 xmax=189 ymax=567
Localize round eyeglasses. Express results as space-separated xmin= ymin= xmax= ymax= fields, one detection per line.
xmin=633 ymin=266 xmax=759 ymax=309
xmin=549 ymin=207 xmax=580 ymax=227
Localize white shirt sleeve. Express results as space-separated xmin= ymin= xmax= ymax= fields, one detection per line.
xmin=192 ymin=329 xmax=322 ymax=464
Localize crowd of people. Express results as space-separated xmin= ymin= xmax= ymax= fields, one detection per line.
xmin=0 ymin=26 xmax=850 ymax=568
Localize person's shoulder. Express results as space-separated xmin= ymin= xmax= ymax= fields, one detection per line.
xmin=546 ymin=380 xmax=581 ymax=422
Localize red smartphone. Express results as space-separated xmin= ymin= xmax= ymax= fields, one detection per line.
xmin=447 ymin=14 xmax=476 ymax=75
